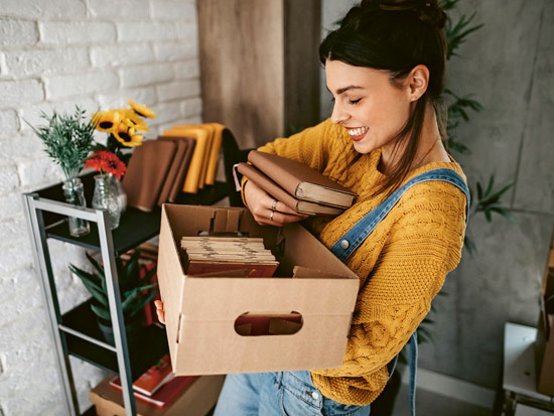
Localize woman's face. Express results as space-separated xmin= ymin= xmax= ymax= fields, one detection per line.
xmin=325 ymin=59 xmax=412 ymax=155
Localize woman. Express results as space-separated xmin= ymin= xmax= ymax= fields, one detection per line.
xmin=157 ymin=0 xmax=469 ymax=414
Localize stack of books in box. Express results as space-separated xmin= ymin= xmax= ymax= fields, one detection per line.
xmin=181 ymin=236 xmax=279 ymax=277
xmin=237 ymin=150 xmax=356 ymax=216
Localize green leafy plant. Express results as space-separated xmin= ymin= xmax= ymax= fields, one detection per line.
xmin=27 ymin=106 xmax=95 ymax=180
xmin=69 ymin=249 xmax=158 ymax=323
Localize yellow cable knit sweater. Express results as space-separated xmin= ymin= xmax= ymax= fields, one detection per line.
xmin=252 ymin=119 xmax=468 ymax=406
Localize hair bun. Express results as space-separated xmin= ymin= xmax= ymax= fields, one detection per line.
xmin=415 ymin=1 xmax=447 ymax=28
xmin=360 ymin=0 xmax=446 ymax=29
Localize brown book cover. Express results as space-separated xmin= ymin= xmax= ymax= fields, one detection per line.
xmin=156 ymin=137 xmax=188 ymax=206
xmin=157 ymin=136 xmax=196 ymax=203
xmin=237 ymin=162 xmax=344 ymax=216
xmin=162 ymin=127 xmax=210 ymax=193
xmin=122 ymin=140 xmax=176 ymax=212
xmin=247 ymin=150 xmax=356 ymax=208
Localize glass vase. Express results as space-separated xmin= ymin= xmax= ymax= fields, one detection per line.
xmin=108 ymin=173 xmax=127 ymax=213
xmin=92 ymin=175 xmax=122 ymax=230
xmin=62 ymin=177 xmax=90 ymax=237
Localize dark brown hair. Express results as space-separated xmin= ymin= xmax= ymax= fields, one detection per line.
xmin=319 ymin=0 xmax=448 ymax=196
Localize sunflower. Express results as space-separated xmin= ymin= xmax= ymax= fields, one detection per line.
xmin=112 ymin=124 xmax=144 ymax=147
xmin=92 ymin=110 xmax=120 ymax=133
xmin=121 ymin=109 xmax=149 ymax=132
xmin=128 ymin=100 xmax=156 ymax=119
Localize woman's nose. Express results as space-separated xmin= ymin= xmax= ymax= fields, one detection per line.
xmin=330 ymin=101 xmax=349 ymax=124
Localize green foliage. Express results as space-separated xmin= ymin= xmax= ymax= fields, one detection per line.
xmin=444 ymin=88 xmax=483 ymax=155
xmin=69 ymin=249 xmax=158 ymax=323
xmin=27 ymin=106 xmax=95 ymax=180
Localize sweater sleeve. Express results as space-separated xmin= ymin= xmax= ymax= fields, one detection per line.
xmin=311 ymin=185 xmax=467 ymax=404
xmin=257 ymin=119 xmax=340 ymax=172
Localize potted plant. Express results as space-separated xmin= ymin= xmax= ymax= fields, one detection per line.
xmin=69 ymin=249 xmax=158 ymax=344
xmin=28 ymin=106 xmax=95 ymax=237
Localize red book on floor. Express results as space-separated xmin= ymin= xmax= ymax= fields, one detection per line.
xmin=109 ymin=374 xmax=199 ymax=408
xmin=133 ymin=354 xmax=173 ymax=396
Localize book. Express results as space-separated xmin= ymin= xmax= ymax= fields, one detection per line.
xmin=162 ymin=127 xmax=210 ymax=194
xmin=122 ymin=140 xmax=177 ymax=212
xmin=109 ymin=374 xmax=199 ymax=408
xmin=181 ymin=236 xmax=279 ymax=277
xmin=133 ymin=354 xmax=173 ymax=396
xmin=204 ymin=123 xmax=224 ymax=185
xmin=157 ymin=135 xmax=197 ymax=203
xmin=247 ymin=150 xmax=356 ymax=209
xmin=156 ymin=137 xmax=189 ymax=206
xmin=236 ymin=162 xmax=344 ymax=216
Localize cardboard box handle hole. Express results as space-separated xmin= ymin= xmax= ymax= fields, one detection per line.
xmin=234 ymin=311 xmax=303 ymax=336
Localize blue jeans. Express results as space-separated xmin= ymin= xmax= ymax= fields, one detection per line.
xmin=213 ymin=370 xmax=371 ymax=416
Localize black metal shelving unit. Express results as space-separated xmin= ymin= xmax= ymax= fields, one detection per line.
xmin=23 ymin=130 xmax=245 ymax=416
xmin=23 ymin=179 xmax=232 ymax=416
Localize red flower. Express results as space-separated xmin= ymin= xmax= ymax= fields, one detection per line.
xmin=85 ymin=150 xmax=127 ymax=180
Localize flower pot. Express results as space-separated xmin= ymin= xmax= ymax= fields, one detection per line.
xmin=97 ymin=316 xmax=144 ymax=346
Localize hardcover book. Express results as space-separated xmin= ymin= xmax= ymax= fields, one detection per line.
xmin=162 ymin=127 xmax=210 ymax=194
xmin=122 ymin=140 xmax=177 ymax=212
xmin=156 ymin=137 xmax=189 ymax=206
xmin=133 ymin=354 xmax=173 ymax=396
xmin=109 ymin=374 xmax=199 ymax=408
xmin=247 ymin=150 xmax=356 ymax=209
xmin=157 ymin=136 xmax=196 ymax=203
xmin=236 ymin=162 xmax=344 ymax=216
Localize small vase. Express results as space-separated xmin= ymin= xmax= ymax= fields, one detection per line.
xmin=62 ymin=177 xmax=90 ymax=237
xmin=109 ymin=173 xmax=127 ymax=213
xmin=92 ymin=174 xmax=122 ymax=229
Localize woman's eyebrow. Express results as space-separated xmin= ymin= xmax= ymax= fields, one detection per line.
xmin=326 ymin=85 xmax=365 ymax=95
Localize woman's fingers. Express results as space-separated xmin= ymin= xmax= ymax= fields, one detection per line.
xmin=154 ymin=300 xmax=165 ymax=325
xmin=257 ymin=210 xmax=309 ymax=227
xmin=244 ymin=180 xmax=309 ymax=226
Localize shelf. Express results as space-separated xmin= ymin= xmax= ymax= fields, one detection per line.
xmin=173 ymin=181 xmax=230 ymax=205
xmin=46 ymin=207 xmax=161 ymax=255
xmin=62 ymin=300 xmax=168 ymax=379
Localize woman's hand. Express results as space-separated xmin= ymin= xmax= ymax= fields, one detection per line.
xmin=154 ymin=300 xmax=165 ymax=325
xmin=244 ymin=180 xmax=309 ymax=227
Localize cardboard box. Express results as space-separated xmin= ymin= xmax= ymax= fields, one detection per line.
xmin=89 ymin=374 xmax=225 ymax=416
xmin=535 ymin=240 xmax=554 ymax=395
xmin=157 ymin=204 xmax=359 ymax=375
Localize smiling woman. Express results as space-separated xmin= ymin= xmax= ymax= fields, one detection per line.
xmin=213 ymin=1 xmax=470 ymax=415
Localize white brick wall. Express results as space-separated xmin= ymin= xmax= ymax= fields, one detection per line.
xmin=0 ymin=0 xmax=201 ymax=414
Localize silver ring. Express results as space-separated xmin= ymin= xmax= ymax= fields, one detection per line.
xmin=271 ymin=198 xmax=278 ymax=212
xmin=269 ymin=211 xmax=275 ymax=221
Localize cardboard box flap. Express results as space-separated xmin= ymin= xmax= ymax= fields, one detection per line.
xmin=280 ymin=224 xmax=358 ymax=279
xmin=180 ymin=277 xmax=359 ymax=320
xmin=163 ymin=203 xmax=279 ymax=245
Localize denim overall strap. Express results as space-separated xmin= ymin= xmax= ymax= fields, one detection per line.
xmin=330 ymin=168 xmax=470 ymax=262
xmin=330 ymin=168 xmax=469 ymax=416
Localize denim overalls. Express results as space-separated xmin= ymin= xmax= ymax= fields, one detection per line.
xmin=219 ymin=168 xmax=470 ymax=416
xmin=329 ymin=168 xmax=470 ymax=416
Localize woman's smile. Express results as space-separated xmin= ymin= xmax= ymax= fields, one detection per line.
xmin=346 ymin=126 xmax=369 ymax=141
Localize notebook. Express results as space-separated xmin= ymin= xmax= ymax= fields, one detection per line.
xmin=247 ymin=150 xmax=356 ymax=209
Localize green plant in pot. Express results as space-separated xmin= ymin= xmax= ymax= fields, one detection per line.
xmin=69 ymin=249 xmax=158 ymax=345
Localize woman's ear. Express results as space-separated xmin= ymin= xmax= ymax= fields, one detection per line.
xmin=407 ymin=65 xmax=429 ymax=101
